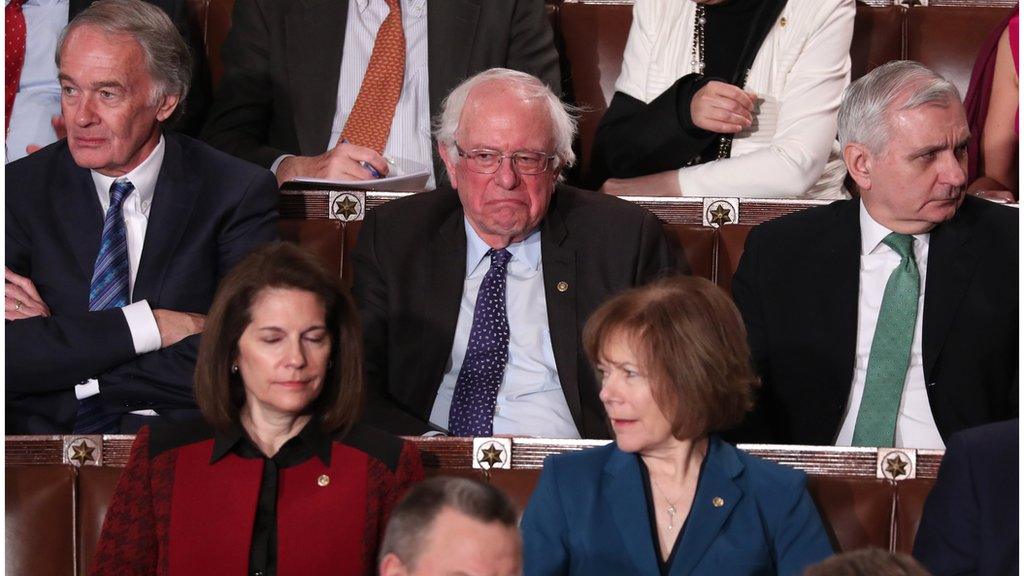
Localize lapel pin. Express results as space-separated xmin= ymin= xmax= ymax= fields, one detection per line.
xmin=780 ymin=17 xmax=787 ymax=27
xmin=317 ymin=474 xmax=330 ymax=487
xmin=712 ymin=497 xmax=725 ymax=508
xmin=556 ymin=281 xmax=569 ymax=292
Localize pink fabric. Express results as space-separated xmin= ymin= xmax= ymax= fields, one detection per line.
xmin=1011 ymin=14 xmax=1019 ymax=133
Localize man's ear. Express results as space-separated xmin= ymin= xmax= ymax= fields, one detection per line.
xmin=438 ymin=141 xmax=459 ymax=189
xmin=155 ymin=92 xmax=181 ymax=123
xmin=378 ymin=553 xmax=409 ymax=576
xmin=843 ymin=142 xmax=874 ymax=192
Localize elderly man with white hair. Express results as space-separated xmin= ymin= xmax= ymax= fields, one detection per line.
xmin=352 ymin=68 xmax=679 ymax=439
xmin=731 ymin=61 xmax=1018 ymax=448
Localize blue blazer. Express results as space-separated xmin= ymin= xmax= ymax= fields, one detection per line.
xmin=521 ymin=436 xmax=833 ymax=576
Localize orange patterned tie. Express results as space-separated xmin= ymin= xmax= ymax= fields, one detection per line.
xmin=339 ymin=0 xmax=406 ymax=153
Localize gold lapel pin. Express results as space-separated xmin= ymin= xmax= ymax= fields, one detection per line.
xmin=712 ymin=497 xmax=725 ymax=508
xmin=556 ymin=281 xmax=569 ymax=292
xmin=317 ymin=474 xmax=330 ymax=487
xmin=780 ymin=17 xmax=787 ymax=27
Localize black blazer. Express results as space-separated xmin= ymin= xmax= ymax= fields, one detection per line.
xmin=5 ymin=132 xmax=279 ymax=434
xmin=730 ymin=197 xmax=1018 ymax=444
xmin=351 ymin=186 xmax=679 ymax=438
xmin=913 ymin=419 xmax=1018 ymax=576
xmin=199 ymin=0 xmax=561 ymax=177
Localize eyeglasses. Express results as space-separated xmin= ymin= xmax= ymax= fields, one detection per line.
xmin=455 ymin=144 xmax=559 ymax=175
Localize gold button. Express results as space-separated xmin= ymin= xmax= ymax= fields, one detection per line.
xmin=780 ymin=16 xmax=787 ymax=27
xmin=712 ymin=497 xmax=725 ymax=508
xmin=317 ymin=474 xmax=330 ymax=487
xmin=556 ymin=281 xmax=569 ymax=292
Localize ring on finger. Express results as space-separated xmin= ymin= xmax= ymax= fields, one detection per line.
xmin=14 ymin=299 xmax=23 ymax=311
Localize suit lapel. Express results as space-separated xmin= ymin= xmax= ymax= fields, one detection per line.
xmin=286 ymin=0 xmax=348 ymax=154
xmin=133 ymin=134 xmax=200 ymax=303
xmin=670 ymin=438 xmax=743 ymax=576
xmin=427 ymin=0 xmax=479 ymax=116
xmin=540 ymin=192 xmax=583 ymax=433
xmin=816 ymin=200 xmax=861 ymax=401
xmin=52 ymin=148 xmax=105 ymax=280
xmin=603 ymin=449 xmax=661 ymax=575
xmin=921 ymin=207 xmax=978 ymax=382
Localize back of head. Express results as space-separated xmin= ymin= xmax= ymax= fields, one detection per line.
xmin=804 ymin=548 xmax=933 ymax=576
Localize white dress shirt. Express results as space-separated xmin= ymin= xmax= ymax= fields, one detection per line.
xmin=75 ymin=136 xmax=166 ymax=402
xmin=834 ymin=204 xmax=945 ymax=449
xmin=429 ymin=220 xmax=580 ymax=438
xmin=5 ymin=0 xmax=67 ymax=163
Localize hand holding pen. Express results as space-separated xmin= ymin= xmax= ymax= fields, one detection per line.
xmin=275 ymin=139 xmax=390 ymax=186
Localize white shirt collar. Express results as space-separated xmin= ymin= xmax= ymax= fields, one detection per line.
xmin=463 ymin=218 xmax=542 ymax=277
xmin=859 ymin=201 xmax=930 ymax=256
xmin=90 ymin=135 xmax=165 ymax=209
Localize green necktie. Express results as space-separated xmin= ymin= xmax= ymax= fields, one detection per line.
xmin=852 ymin=233 xmax=920 ymax=447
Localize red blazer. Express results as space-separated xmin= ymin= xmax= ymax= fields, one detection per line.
xmin=90 ymin=421 xmax=424 ymax=575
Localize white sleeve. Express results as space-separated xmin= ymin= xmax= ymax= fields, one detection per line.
xmin=122 ymin=300 xmax=161 ymax=355
xmin=614 ymin=0 xmax=658 ymax=102
xmin=677 ymin=0 xmax=854 ymax=198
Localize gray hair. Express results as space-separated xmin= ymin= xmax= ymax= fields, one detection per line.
xmin=56 ymin=0 xmax=192 ymax=121
xmin=435 ymin=68 xmax=578 ymax=175
xmin=379 ymin=476 xmax=520 ymax=570
xmin=838 ymin=60 xmax=961 ymax=154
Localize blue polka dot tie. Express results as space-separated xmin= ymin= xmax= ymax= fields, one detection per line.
xmin=448 ymin=249 xmax=512 ymax=436
xmin=74 ymin=179 xmax=134 ymax=434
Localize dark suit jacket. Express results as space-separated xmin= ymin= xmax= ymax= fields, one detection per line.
xmin=199 ymin=0 xmax=561 ymax=178
xmin=913 ymin=419 xmax=1018 ymax=576
xmin=5 ymin=132 xmax=279 ymax=434
xmin=68 ymin=0 xmax=211 ymax=136
xmin=731 ymin=197 xmax=1018 ymax=445
xmin=521 ymin=436 xmax=833 ymax=575
xmin=351 ymin=186 xmax=678 ymax=438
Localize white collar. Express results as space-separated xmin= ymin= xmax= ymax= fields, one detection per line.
xmin=859 ymin=201 xmax=930 ymax=256
xmin=90 ymin=135 xmax=165 ymax=208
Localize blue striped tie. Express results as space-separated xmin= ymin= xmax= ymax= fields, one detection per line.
xmin=74 ymin=179 xmax=134 ymax=434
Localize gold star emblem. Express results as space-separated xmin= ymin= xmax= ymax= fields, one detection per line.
xmin=333 ymin=196 xmax=359 ymax=220
xmin=70 ymin=440 xmax=96 ymax=466
xmin=709 ymin=204 xmax=733 ymax=226
xmin=884 ymin=454 xmax=909 ymax=479
xmin=479 ymin=444 xmax=504 ymax=467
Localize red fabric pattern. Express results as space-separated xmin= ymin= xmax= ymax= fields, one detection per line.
xmin=5 ymin=0 xmax=26 ymax=134
xmin=362 ymin=442 xmax=425 ymax=573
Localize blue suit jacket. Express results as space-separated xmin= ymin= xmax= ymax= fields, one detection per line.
xmin=522 ymin=437 xmax=833 ymax=576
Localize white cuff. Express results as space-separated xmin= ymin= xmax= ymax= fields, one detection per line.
xmin=75 ymin=379 xmax=101 ymax=400
xmin=271 ymin=154 xmax=294 ymax=175
xmin=122 ymin=300 xmax=161 ymax=355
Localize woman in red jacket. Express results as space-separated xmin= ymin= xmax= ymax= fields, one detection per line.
xmin=90 ymin=243 xmax=424 ymax=576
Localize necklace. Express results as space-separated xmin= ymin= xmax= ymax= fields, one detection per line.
xmin=650 ymin=475 xmax=683 ymax=532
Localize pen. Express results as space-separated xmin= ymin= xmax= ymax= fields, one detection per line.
xmin=341 ymin=138 xmax=389 ymax=179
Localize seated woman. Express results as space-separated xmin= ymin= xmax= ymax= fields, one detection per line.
xmin=591 ymin=0 xmax=854 ymax=200
xmin=964 ymin=11 xmax=1018 ymax=202
xmin=521 ymin=276 xmax=832 ymax=575
xmin=90 ymin=243 xmax=424 ymax=576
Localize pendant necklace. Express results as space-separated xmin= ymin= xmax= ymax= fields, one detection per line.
xmin=650 ymin=475 xmax=683 ymax=532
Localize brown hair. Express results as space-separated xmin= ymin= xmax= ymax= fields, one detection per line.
xmin=583 ymin=275 xmax=758 ymax=439
xmin=804 ymin=549 xmax=932 ymax=576
xmin=194 ymin=242 xmax=363 ymax=435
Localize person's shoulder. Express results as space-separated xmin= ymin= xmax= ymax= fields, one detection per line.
xmin=724 ymin=440 xmax=808 ymax=494
xmin=947 ymin=419 xmax=1018 ymax=456
xmin=957 ymin=195 xmax=1019 ymax=233
xmin=747 ymin=198 xmax=854 ymax=245
xmin=169 ymin=132 xmax=274 ymax=183
xmin=335 ymin=421 xmax=411 ymax=473
xmin=6 ymin=141 xmax=74 ymax=196
xmin=374 ymin=188 xmax=462 ymax=217
xmin=553 ymin=185 xmax=658 ymax=228
xmin=145 ymin=417 xmax=216 ymax=459
xmin=364 ymin=188 xmax=463 ymax=237
xmin=541 ymin=441 xmax=617 ymax=477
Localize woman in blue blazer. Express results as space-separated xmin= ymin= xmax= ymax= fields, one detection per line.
xmin=521 ymin=276 xmax=833 ymax=575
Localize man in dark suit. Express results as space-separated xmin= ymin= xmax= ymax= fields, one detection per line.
xmin=199 ymin=0 xmax=560 ymax=189
xmin=913 ymin=419 xmax=1018 ymax=576
xmin=5 ymin=0 xmax=278 ymax=434
xmin=352 ymin=69 xmax=678 ymax=439
xmin=731 ymin=61 xmax=1017 ymax=447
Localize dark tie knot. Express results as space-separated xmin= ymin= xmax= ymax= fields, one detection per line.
xmin=489 ymin=248 xmax=512 ymax=269
xmin=882 ymin=232 xmax=914 ymax=260
xmin=109 ymin=179 xmax=135 ymax=209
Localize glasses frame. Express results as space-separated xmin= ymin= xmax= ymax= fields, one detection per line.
xmin=454 ymin=143 xmax=560 ymax=175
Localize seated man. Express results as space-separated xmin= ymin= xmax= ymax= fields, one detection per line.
xmin=5 ymin=0 xmax=278 ymax=434
xmin=200 ymin=0 xmax=560 ymax=190
xmin=379 ymin=476 xmax=522 ymax=576
xmin=732 ymin=61 xmax=1018 ymax=447
xmin=352 ymin=68 xmax=678 ymax=439
xmin=4 ymin=0 xmax=210 ymax=162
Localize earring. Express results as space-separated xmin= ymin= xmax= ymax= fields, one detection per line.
xmin=231 ymin=364 xmax=239 ymax=374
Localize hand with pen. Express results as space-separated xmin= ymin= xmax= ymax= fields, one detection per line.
xmin=275 ymin=139 xmax=390 ymax=186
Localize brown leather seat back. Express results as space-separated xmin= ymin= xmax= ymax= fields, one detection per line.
xmin=77 ymin=466 xmax=126 ymax=576
xmin=6 ymin=465 xmax=77 ymax=576
xmin=342 ymin=221 xmax=363 ymax=288
xmin=851 ymin=5 xmax=905 ymax=81
xmin=714 ymin=224 xmax=752 ymax=294
xmin=807 ymin=476 xmax=895 ymax=553
xmin=906 ymin=6 xmax=1014 ymax=99
xmin=557 ymin=3 xmax=633 ymax=178
xmin=487 ymin=469 xmax=543 ymax=513
xmin=892 ymin=478 xmax=935 ymax=555
xmin=663 ymin=224 xmax=716 ymax=282
xmin=279 ymin=219 xmax=346 ymax=279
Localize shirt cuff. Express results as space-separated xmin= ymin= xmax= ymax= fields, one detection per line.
xmin=122 ymin=300 xmax=161 ymax=355
xmin=270 ymin=154 xmax=294 ymax=175
xmin=75 ymin=379 xmax=101 ymax=400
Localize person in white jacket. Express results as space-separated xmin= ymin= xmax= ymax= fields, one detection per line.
xmin=591 ymin=0 xmax=854 ymax=200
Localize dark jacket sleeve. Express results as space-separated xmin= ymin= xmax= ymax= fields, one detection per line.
xmin=636 ymin=207 xmax=686 ymax=281
xmin=912 ymin=432 xmax=979 ymax=574
xmin=589 ymin=74 xmax=715 ymax=187
xmin=165 ymin=0 xmax=211 ymax=137
xmin=507 ymin=0 xmax=562 ymax=95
